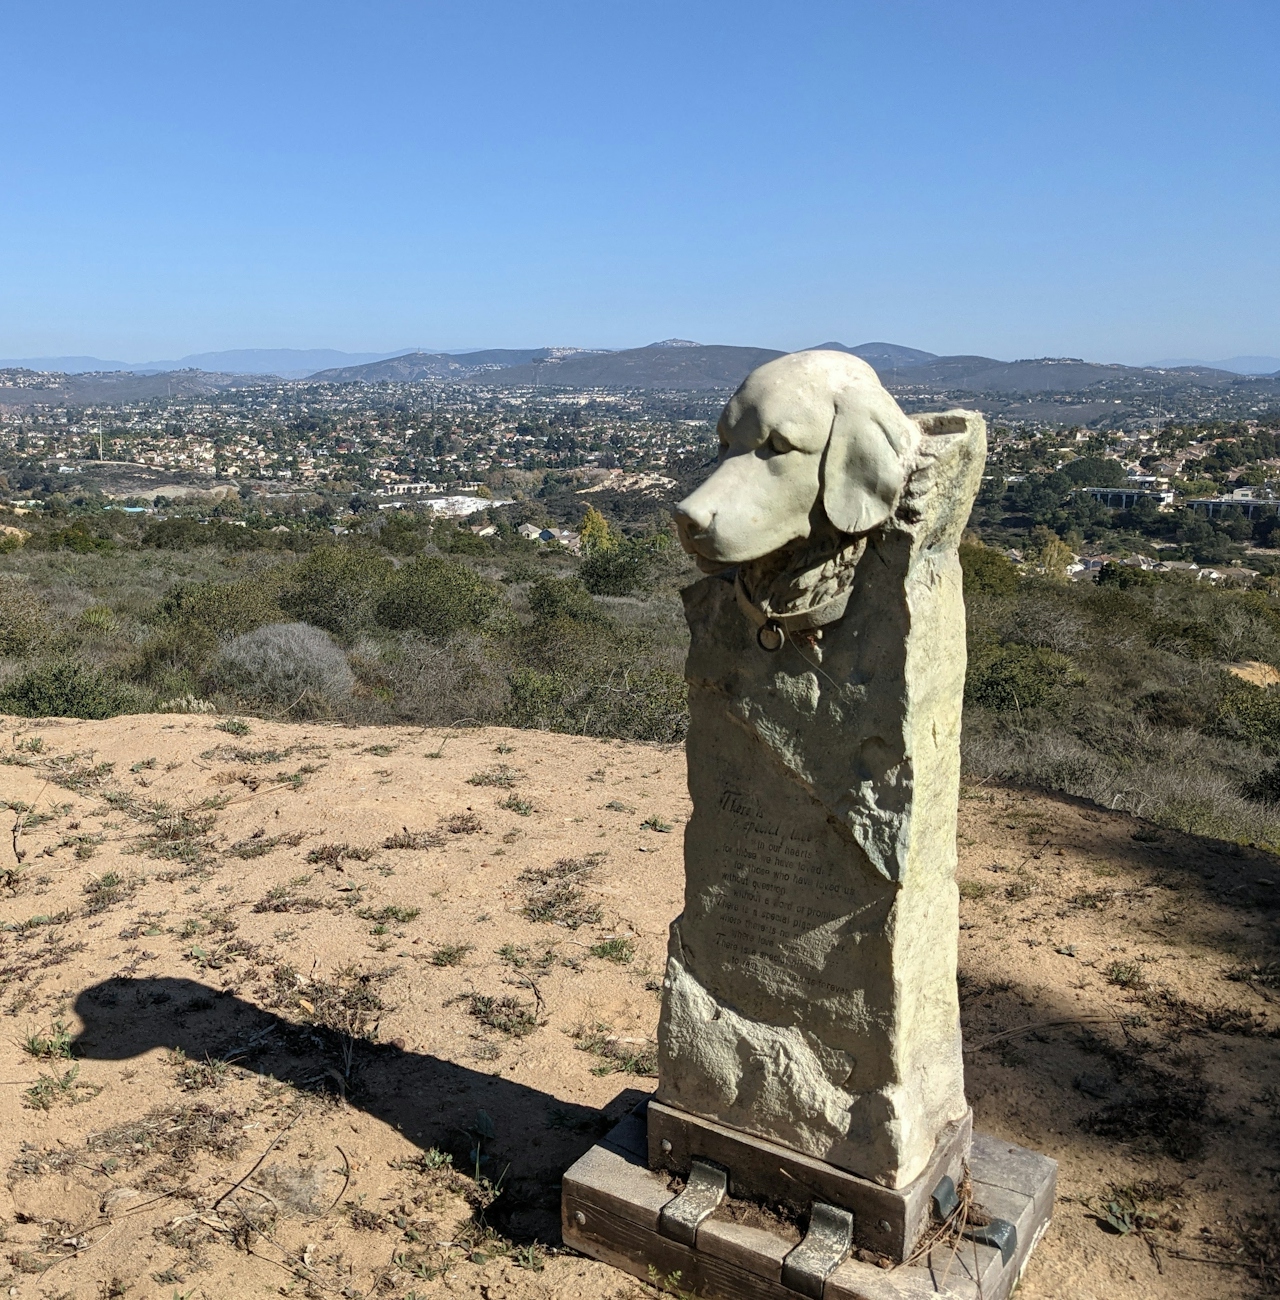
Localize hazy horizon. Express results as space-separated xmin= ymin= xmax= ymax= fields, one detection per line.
xmin=3 ymin=343 xmax=1279 ymax=379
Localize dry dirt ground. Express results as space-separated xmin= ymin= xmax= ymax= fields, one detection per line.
xmin=0 ymin=714 xmax=1276 ymax=1300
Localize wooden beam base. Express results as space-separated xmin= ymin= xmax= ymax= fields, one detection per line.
xmin=647 ymin=1098 xmax=972 ymax=1263
xmin=562 ymin=1102 xmax=1055 ymax=1300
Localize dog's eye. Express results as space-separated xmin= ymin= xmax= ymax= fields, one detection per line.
xmin=767 ymin=432 xmax=792 ymax=454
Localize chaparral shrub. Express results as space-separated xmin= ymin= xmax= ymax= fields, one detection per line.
xmin=0 ymin=659 xmax=140 ymax=719
xmin=376 ymin=555 xmax=505 ymax=639
xmin=0 ymin=577 xmax=50 ymax=655
xmin=277 ymin=546 xmax=392 ymax=634
xmin=216 ymin=622 xmax=354 ymax=707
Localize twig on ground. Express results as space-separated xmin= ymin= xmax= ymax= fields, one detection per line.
xmin=964 ymin=1016 xmax=1117 ymax=1053
xmin=213 ymin=1109 xmax=302 ymax=1213
xmin=321 ymin=1145 xmax=353 ymax=1216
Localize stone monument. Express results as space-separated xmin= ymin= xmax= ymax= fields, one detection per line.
xmin=563 ymin=351 xmax=1055 ymax=1299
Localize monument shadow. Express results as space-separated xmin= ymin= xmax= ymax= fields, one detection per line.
xmin=71 ymin=975 xmax=647 ymax=1244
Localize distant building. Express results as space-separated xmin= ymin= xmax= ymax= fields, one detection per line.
xmin=1187 ymin=487 xmax=1278 ymax=519
xmin=1079 ymin=486 xmax=1175 ymax=509
xmin=379 ymin=481 xmax=441 ymax=496
xmin=517 ymin=522 xmax=581 ymax=552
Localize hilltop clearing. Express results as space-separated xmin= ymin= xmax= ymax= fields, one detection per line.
xmin=0 ymin=715 xmax=1276 ymax=1298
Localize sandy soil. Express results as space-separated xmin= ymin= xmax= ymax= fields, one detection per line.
xmin=0 ymin=713 xmax=1276 ymax=1300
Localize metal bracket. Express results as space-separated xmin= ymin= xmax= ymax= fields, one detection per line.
xmin=967 ymin=1217 xmax=1018 ymax=1265
xmin=657 ymin=1159 xmax=727 ymax=1247
xmin=780 ymin=1201 xmax=854 ymax=1299
xmin=931 ymin=1174 xmax=959 ymax=1221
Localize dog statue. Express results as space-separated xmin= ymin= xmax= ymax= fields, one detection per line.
xmin=657 ymin=349 xmax=987 ymax=1187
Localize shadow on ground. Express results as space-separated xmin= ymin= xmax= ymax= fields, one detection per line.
xmin=71 ymin=976 xmax=647 ymax=1244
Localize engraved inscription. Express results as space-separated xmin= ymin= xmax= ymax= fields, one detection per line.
xmin=700 ymin=786 xmax=869 ymax=998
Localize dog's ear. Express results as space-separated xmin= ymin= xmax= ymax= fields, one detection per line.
xmin=821 ymin=390 xmax=920 ymax=535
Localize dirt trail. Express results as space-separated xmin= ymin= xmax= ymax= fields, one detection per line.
xmin=0 ymin=714 xmax=1276 ymax=1299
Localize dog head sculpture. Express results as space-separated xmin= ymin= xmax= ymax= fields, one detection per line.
xmin=673 ymin=350 xmax=922 ymax=569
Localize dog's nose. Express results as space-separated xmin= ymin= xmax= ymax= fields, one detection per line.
xmin=673 ymin=498 xmax=713 ymax=535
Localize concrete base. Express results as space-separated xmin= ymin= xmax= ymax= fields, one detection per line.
xmin=562 ymin=1103 xmax=1055 ymax=1300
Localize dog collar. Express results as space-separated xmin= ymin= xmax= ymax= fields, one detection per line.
xmin=734 ymin=574 xmax=854 ymax=651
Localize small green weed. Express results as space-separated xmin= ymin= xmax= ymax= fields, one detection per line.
xmin=513 ymin=1242 xmax=546 ymax=1271
xmin=641 ymin=814 xmax=672 ymax=832
xmin=24 ymin=1063 xmax=102 ymax=1110
xmin=215 ymin=718 xmax=251 ymax=736
xmin=1106 ymin=961 xmax=1147 ymax=990
xmin=498 ymin=794 xmax=534 ymax=816
xmin=462 ymin=993 xmax=540 ymax=1037
xmin=169 ymin=1047 xmax=230 ymax=1092
xmin=573 ymin=1022 xmax=657 ymax=1076
xmin=22 ymin=1019 xmax=74 ymax=1060
xmin=497 ymin=943 xmax=557 ymax=971
xmin=430 ymin=943 xmax=474 ymax=967
xmin=84 ymin=871 xmax=137 ymax=913
xmin=357 ymin=903 xmax=421 ymax=924
xmin=589 ymin=937 xmax=636 ymax=964
xmin=383 ymin=827 xmax=443 ymax=850
xmin=519 ymin=855 xmax=603 ymax=929
xmin=467 ymin=765 xmax=523 ymax=788
xmin=225 ymin=830 xmax=305 ymax=859
xmin=306 ymin=842 xmax=374 ymax=866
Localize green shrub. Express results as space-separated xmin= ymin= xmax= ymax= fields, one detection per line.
xmin=526 ymin=576 xmax=605 ymax=623
xmin=1096 ymin=562 xmax=1158 ymax=590
xmin=433 ymin=522 xmax=490 ymax=556
xmin=132 ymin=623 xmax=218 ymax=696
xmin=505 ymin=664 xmax=687 ymax=742
xmin=376 ymin=556 xmax=505 ymax=639
xmin=0 ymin=578 xmax=50 ymax=655
xmin=35 ymin=519 xmax=114 ymax=553
xmin=959 ymin=542 xmax=1019 ymax=597
xmin=1146 ymin=616 xmax=1220 ymax=660
xmin=1243 ymin=761 xmax=1280 ymax=803
xmin=965 ymin=642 xmax=1074 ymax=711
xmin=277 ymin=545 xmax=393 ymax=633
xmin=580 ymin=539 xmax=658 ymax=596
xmin=0 ymin=660 xmax=139 ymax=719
xmin=1215 ymin=679 xmax=1280 ymax=755
xmin=142 ymin=518 xmax=271 ymax=551
xmin=377 ymin=514 xmax=427 ymax=556
xmin=151 ymin=578 xmax=283 ymax=638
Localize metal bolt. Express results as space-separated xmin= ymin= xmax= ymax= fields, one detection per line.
xmin=660 ymin=1139 xmax=673 ymax=1154
xmin=574 ymin=1210 xmax=586 ymax=1225
xmin=878 ymin=1219 xmax=892 ymax=1233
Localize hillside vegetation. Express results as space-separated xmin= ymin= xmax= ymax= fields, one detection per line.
xmin=2 ymin=503 xmax=1280 ymax=849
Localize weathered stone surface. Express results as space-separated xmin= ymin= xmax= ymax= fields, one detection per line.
xmin=659 ymin=352 xmax=986 ymax=1189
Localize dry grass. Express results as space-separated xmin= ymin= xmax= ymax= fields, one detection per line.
xmin=518 ymin=854 xmax=604 ymax=928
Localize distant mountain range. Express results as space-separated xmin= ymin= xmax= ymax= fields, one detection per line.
xmin=0 ymin=368 xmax=274 ymax=407
xmin=1148 ymin=356 xmax=1280 ymax=375
xmin=306 ymin=340 xmax=1280 ymax=395
xmin=308 ymin=349 xmax=552 ymax=383
xmin=2 ymin=341 xmax=1278 ymax=412
xmin=0 ymin=348 xmax=423 ymax=380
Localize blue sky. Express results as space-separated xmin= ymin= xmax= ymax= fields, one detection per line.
xmin=2 ymin=1 xmax=1277 ymax=363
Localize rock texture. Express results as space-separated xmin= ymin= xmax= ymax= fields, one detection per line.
xmin=657 ymin=407 xmax=986 ymax=1189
